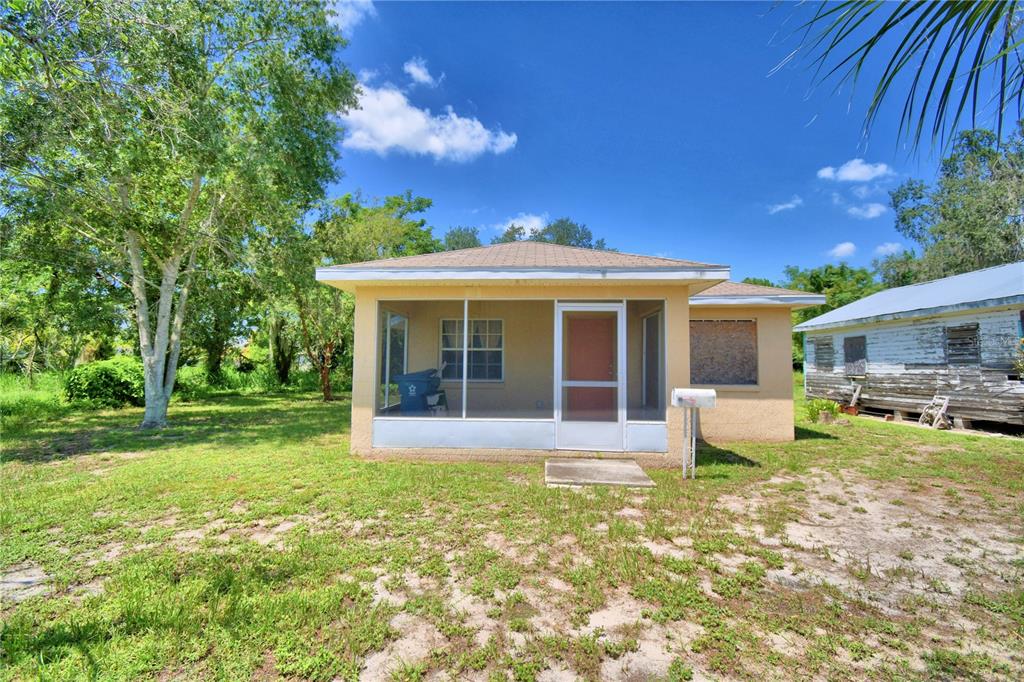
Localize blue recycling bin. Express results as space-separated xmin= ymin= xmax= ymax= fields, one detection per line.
xmin=393 ymin=369 xmax=441 ymax=414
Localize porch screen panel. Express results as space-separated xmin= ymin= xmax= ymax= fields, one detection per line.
xmin=627 ymin=301 xmax=665 ymax=421
xmin=465 ymin=300 xmax=554 ymax=419
xmin=377 ymin=309 xmax=408 ymax=414
xmin=376 ymin=300 xmax=460 ymax=418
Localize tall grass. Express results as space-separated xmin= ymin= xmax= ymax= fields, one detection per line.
xmin=0 ymin=366 xmax=340 ymax=434
xmin=0 ymin=372 xmax=70 ymax=434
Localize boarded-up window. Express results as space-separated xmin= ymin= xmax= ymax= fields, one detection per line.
xmin=843 ymin=336 xmax=867 ymax=376
xmin=690 ymin=320 xmax=757 ymax=385
xmin=945 ymin=323 xmax=980 ymax=365
xmin=814 ymin=337 xmax=834 ymax=371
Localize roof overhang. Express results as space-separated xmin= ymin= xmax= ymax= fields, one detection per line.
xmin=317 ymin=266 xmax=731 ymax=292
xmin=794 ymin=294 xmax=1024 ymax=332
xmin=692 ymin=294 xmax=826 ymax=309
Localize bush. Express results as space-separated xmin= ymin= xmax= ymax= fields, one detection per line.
xmin=64 ymin=356 xmax=144 ymax=407
xmin=805 ymin=398 xmax=840 ymax=423
xmin=172 ymin=365 xmax=209 ymax=402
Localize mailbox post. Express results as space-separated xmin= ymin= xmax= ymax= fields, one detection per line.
xmin=670 ymin=388 xmax=717 ymax=479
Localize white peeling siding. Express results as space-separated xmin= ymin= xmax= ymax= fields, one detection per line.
xmin=805 ymin=308 xmax=1021 ymax=376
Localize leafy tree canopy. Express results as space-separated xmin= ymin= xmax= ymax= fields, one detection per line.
xmin=444 ymin=226 xmax=482 ymax=251
xmin=881 ymin=127 xmax=1024 ymax=283
xmin=0 ymin=0 xmax=357 ymax=426
xmin=490 ymin=217 xmax=611 ymax=249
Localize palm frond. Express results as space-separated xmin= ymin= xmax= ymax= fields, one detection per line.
xmin=795 ymin=0 xmax=1023 ymax=148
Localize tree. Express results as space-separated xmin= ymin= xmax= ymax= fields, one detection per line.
xmin=881 ymin=127 xmax=1024 ymax=281
xmin=741 ymin=276 xmax=776 ymax=288
xmin=266 ymin=193 xmax=438 ymax=401
xmin=185 ymin=256 xmax=259 ymax=381
xmin=0 ymin=200 xmax=127 ymax=377
xmin=492 ymin=224 xmax=527 ymax=244
xmin=873 ymin=250 xmax=920 ymax=288
xmin=444 ymin=226 xmax=482 ymax=250
xmin=534 ymin=218 xmax=609 ymax=249
xmin=1 ymin=1 xmax=357 ymax=426
xmin=490 ymin=217 xmax=611 ymax=249
xmin=794 ymin=1 xmax=1024 ymax=146
xmin=781 ymin=263 xmax=882 ymax=363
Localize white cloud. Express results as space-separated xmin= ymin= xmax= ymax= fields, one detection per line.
xmin=827 ymin=241 xmax=857 ymax=259
xmin=495 ymin=212 xmax=548 ymax=235
xmin=341 ymin=84 xmax=518 ymax=162
xmin=817 ymin=158 xmax=894 ymax=182
xmin=403 ymin=57 xmax=441 ymax=87
xmin=847 ymin=203 xmax=888 ymax=219
xmin=328 ymin=0 xmax=376 ymax=33
xmin=767 ymin=195 xmax=803 ymax=215
xmin=874 ymin=242 xmax=903 ymax=256
xmin=357 ymin=68 xmax=379 ymax=84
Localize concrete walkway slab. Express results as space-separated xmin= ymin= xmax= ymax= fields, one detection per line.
xmin=544 ymin=458 xmax=655 ymax=488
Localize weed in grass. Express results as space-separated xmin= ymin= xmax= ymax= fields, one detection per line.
xmin=667 ymin=657 xmax=695 ymax=681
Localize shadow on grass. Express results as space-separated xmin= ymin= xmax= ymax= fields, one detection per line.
xmin=794 ymin=426 xmax=838 ymax=440
xmin=1 ymin=392 xmax=353 ymax=463
xmin=697 ymin=443 xmax=761 ymax=469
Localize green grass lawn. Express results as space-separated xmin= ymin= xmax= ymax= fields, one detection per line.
xmin=1 ymin=377 xmax=1022 ymax=680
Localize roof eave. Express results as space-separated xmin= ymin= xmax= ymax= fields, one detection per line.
xmin=794 ymin=294 xmax=1024 ymax=332
xmin=316 ymin=266 xmax=731 ymax=283
xmin=692 ymin=294 xmax=826 ymax=309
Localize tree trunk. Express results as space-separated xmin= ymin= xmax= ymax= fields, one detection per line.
xmin=268 ymin=313 xmax=293 ymax=384
xmin=127 ymin=231 xmax=198 ymax=429
xmin=319 ymin=341 xmax=333 ymax=401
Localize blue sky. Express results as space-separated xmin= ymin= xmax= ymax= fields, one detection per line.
xmin=328 ymin=1 xmax=944 ymax=282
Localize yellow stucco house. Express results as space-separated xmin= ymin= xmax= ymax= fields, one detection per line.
xmin=316 ymin=241 xmax=824 ymax=463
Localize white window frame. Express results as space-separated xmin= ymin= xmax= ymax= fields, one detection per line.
xmin=439 ymin=318 xmax=505 ymax=383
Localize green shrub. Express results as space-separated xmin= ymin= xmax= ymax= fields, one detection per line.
xmin=172 ymin=365 xmax=210 ymax=402
xmin=804 ymin=398 xmax=840 ymax=422
xmin=64 ymin=356 xmax=144 ymax=407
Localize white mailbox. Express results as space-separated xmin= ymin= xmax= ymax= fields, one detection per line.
xmin=670 ymin=388 xmax=717 ymax=479
xmin=671 ymin=388 xmax=717 ymax=409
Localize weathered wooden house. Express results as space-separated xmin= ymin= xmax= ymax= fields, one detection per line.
xmin=795 ymin=261 xmax=1024 ymax=427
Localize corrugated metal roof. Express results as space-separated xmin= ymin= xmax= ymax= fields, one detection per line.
xmin=317 ymin=241 xmax=723 ymax=271
xmin=794 ymin=261 xmax=1024 ymax=332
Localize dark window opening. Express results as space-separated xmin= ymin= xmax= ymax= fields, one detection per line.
xmin=843 ymin=335 xmax=867 ymax=376
xmin=814 ymin=337 xmax=834 ymax=371
xmin=945 ymin=323 xmax=980 ymax=366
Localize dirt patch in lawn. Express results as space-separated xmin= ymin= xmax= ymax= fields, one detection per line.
xmin=1 ymin=562 xmax=51 ymax=604
xmin=720 ymin=468 xmax=1024 ymax=667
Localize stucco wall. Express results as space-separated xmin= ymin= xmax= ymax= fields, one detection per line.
xmin=349 ymin=284 xmax=795 ymax=455
xmin=688 ymin=305 xmax=796 ymax=442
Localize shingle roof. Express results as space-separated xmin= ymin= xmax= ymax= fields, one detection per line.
xmin=693 ymin=281 xmax=811 ymax=297
xmin=318 ymin=241 xmax=723 ymax=271
xmin=794 ymin=261 xmax=1024 ymax=332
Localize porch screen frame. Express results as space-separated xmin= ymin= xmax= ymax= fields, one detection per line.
xmin=380 ymin=310 xmax=409 ymax=411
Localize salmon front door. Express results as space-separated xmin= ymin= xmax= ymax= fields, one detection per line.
xmin=555 ymin=302 xmax=625 ymax=450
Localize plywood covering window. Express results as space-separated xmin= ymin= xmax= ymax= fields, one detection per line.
xmin=814 ymin=337 xmax=834 ymax=371
xmin=843 ymin=335 xmax=867 ymax=376
xmin=440 ymin=319 xmax=503 ymax=381
xmin=690 ymin=320 xmax=758 ymax=385
xmin=945 ymin=323 xmax=980 ymax=366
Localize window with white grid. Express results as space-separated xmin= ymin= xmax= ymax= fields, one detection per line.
xmin=440 ymin=319 xmax=503 ymax=381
